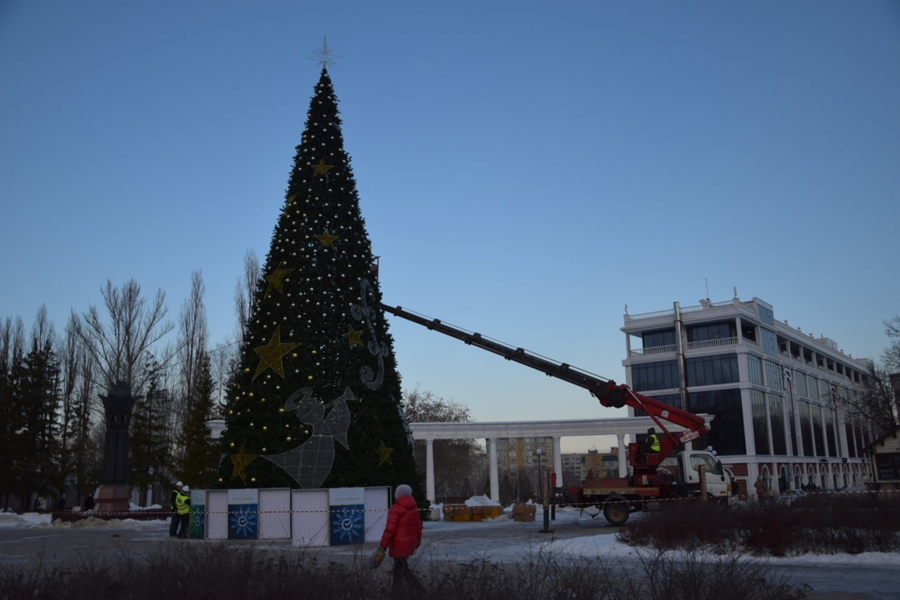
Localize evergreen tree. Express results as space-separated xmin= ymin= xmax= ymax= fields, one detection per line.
xmin=12 ymin=336 xmax=62 ymax=505
xmin=177 ymin=351 xmax=219 ymax=488
xmin=129 ymin=372 xmax=171 ymax=504
xmin=218 ymin=68 xmax=420 ymax=498
xmin=0 ymin=318 xmax=25 ymax=508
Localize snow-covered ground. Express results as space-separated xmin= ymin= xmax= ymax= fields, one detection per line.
xmin=2 ymin=504 xmax=898 ymax=599
xmin=4 ymin=502 xmax=897 ymax=569
xmin=423 ymin=503 xmax=900 ymax=567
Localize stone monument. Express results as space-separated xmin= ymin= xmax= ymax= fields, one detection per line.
xmin=96 ymin=381 xmax=138 ymax=513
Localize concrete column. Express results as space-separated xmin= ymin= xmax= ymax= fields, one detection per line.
xmin=616 ymin=434 xmax=627 ymax=477
xmin=552 ymin=436 xmax=563 ymax=488
xmin=425 ymin=438 xmax=435 ymax=504
xmin=489 ymin=438 xmax=499 ymax=503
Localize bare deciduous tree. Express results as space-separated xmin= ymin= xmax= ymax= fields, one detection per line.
xmin=849 ymin=368 xmax=900 ymax=438
xmin=70 ymin=279 xmax=174 ymax=394
xmin=403 ymin=388 xmax=487 ymax=501
xmin=234 ymin=248 xmax=260 ymax=348
xmin=883 ymin=316 xmax=900 ymax=373
xmin=177 ymin=271 xmax=208 ymax=407
xmin=171 ymin=270 xmax=208 ymax=464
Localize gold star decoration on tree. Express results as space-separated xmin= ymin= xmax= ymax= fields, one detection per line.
xmin=265 ymin=262 xmax=293 ymax=296
xmin=252 ymin=326 xmax=299 ymax=380
xmin=342 ymin=325 xmax=363 ymax=348
xmin=377 ymin=440 xmax=394 ymax=466
xmin=314 ymin=230 xmax=339 ymax=247
xmin=312 ymin=159 xmax=334 ymax=176
xmin=230 ymin=449 xmax=257 ymax=483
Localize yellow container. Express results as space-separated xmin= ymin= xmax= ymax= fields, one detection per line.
xmin=443 ymin=504 xmax=470 ymax=521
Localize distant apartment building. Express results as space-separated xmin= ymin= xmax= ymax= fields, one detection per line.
xmin=621 ymin=294 xmax=874 ymax=496
xmin=495 ymin=437 xmax=554 ymax=474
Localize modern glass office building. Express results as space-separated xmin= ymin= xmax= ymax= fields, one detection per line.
xmin=621 ymin=294 xmax=874 ymax=497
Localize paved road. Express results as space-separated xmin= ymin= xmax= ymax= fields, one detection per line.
xmin=0 ymin=516 xmax=894 ymax=599
xmin=0 ymin=520 xmax=171 ymax=566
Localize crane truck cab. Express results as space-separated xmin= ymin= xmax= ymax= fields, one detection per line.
xmin=672 ymin=449 xmax=736 ymax=504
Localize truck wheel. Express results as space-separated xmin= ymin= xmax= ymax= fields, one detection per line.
xmin=603 ymin=497 xmax=629 ymax=526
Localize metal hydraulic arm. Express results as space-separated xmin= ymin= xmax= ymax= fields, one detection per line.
xmin=380 ymin=303 xmax=709 ymax=460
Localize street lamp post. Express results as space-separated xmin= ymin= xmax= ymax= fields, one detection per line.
xmin=146 ymin=467 xmax=154 ymax=507
xmin=536 ymin=448 xmax=552 ymax=533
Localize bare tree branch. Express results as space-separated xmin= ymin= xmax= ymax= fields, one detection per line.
xmin=70 ymin=279 xmax=174 ymax=393
xmin=234 ymin=248 xmax=260 ymax=348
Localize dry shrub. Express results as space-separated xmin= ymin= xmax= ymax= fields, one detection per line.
xmin=0 ymin=542 xmax=809 ymax=600
xmin=617 ymin=492 xmax=900 ymax=557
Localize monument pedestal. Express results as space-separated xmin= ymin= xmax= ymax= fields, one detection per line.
xmin=96 ymin=484 xmax=131 ymax=514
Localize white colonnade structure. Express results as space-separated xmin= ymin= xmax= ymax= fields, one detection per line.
xmin=409 ymin=416 xmax=710 ymax=505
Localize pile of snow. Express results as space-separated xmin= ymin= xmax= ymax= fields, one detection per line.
xmin=0 ymin=512 xmax=51 ymax=528
xmin=463 ymin=495 xmax=500 ymax=507
xmin=0 ymin=510 xmax=168 ymax=530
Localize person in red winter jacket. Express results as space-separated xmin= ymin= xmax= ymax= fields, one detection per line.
xmin=379 ymin=484 xmax=424 ymax=593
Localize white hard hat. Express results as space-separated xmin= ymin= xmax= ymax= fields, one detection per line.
xmin=182 ymin=485 xmax=190 ymax=493
xmin=176 ymin=481 xmax=183 ymax=487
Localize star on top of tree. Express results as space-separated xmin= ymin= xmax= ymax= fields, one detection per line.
xmin=309 ymin=35 xmax=341 ymax=68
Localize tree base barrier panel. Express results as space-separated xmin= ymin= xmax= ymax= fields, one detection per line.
xmin=200 ymin=486 xmax=389 ymax=546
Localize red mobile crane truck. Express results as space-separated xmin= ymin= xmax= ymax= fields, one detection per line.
xmin=382 ymin=303 xmax=737 ymax=525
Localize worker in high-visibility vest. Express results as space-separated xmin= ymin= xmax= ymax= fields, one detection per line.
xmin=174 ymin=485 xmax=191 ymax=538
xmin=644 ymin=427 xmax=661 ymax=453
xmin=169 ymin=481 xmax=183 ymax=537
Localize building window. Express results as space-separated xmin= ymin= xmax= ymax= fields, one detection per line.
xmin=807 ymin=375 xmax=819 ymax=400
xmin=687 ymin=389 xmax=745 ymax=454
xmin=741 ymin=322 xmax=758 ymax=343
xmin=786 ymin=389 xmax=799 ymax=456
xmin=747 ymin=354 xmax=763 ymax=386
xmin=844 ymin=420 xmax=857 ymax=459
xmin=769 ymin=393 xmax=787 ymax=455
xmin=825 ymin=408 xmax=838 ymax=457
xmin=760 ymin=328 xmax=779 ymax=357
xmin=875 ymin=453 xmax=900 ymax=482
xmin=796 ymin=371 xmax=808 ymax=397
xmin=800 ymin=401 xmax=814 ymax=456
xmin=632 ymin=360 xmax=679 ymax=391
xmin=686 ymin=354 xmax=739 ymax=386
xmin=686 ymin=320 xmax=735 ymax=342
xmin=642 ymin=328 xmax=675 ymax=348
xmin=751 ymin=389 xmax=769 ymax=455
xmin=758 ymin=304 xmax=775 ymax=325
xmin=764 ymin=360 xmax=783 ymax=391
xmin=812 ymin=405 xmax=825 ymax=457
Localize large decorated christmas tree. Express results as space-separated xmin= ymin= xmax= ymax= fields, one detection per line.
xmin=218 ymin=67 xmax=420 ymax=497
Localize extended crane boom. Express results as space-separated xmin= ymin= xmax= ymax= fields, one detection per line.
xmin=380 ymin=303 xmax=709 ymax=464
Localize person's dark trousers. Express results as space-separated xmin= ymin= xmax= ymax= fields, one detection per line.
xmin=391 ymin=556 xmax=423 ymax=595
xmin=177 ymin=513 xmax=190 ymax=538
xmin=169 ymin=513 xmax=179 ymax=537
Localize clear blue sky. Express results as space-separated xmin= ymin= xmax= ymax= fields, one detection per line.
xmin=2 ymin=1 xmax=898 ymax=448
